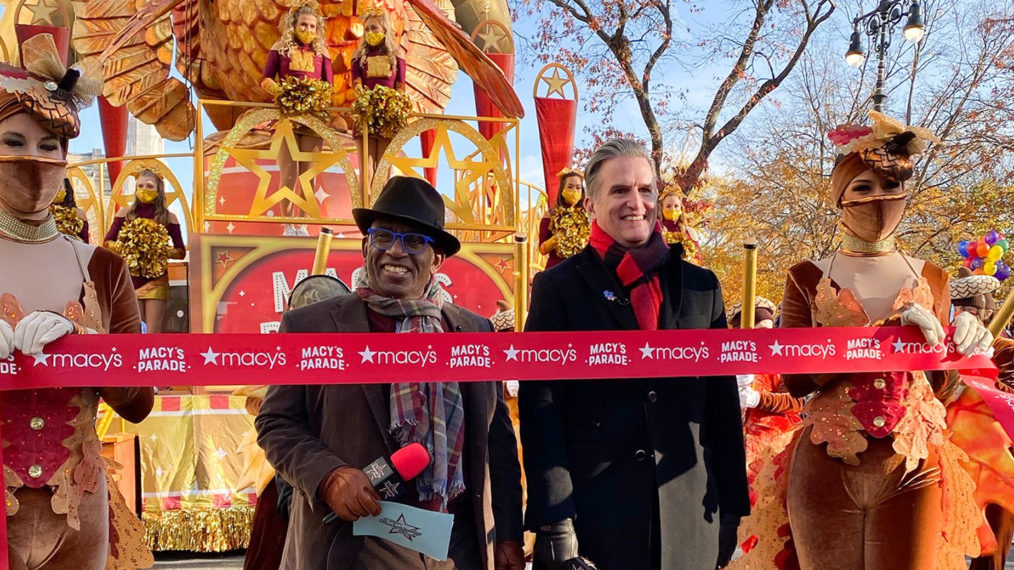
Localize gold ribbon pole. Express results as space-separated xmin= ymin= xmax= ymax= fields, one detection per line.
xmin=311 ymin=227 xmax=334 ymax=275
xmin=989 ymin=286 xmax=1014 ymax=338
xmin=741 ymin=238 xmax=758 ymax=329
xmin=514 ymin=231 xmax=529 ymax=332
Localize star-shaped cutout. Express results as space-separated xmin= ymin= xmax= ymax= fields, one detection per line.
xmin=475 ymin=22 xmax=508 ymax=53
xmin=386 ymin=127 xmax=497 ymax=225
xmin=226 ymin=222 xmax=236 ymax=234
xmin=25 ymin=0 xmax=60 ymax=25
xmin=219 ymin=195 xmax=227 ymax=206
xmin=315 ymin=187 xmax=329 ymax=203
xmin=541 ymin=67 xmax=572 ymax=99
xmin=227 ymin=119 xmax=338 ymax=220
xmin=769 ymin=340 xmax=783 ymax=356
xmin=495 ymin=257 xmax=511 ymax=271
xmin=360 ymin=346 xmax=376 ymax=363
xmin=201 ymin=347 xmax=220 ymax=365
xmin=639 ymin=343 xmax=654 ymax=359
xmin=32 ymin=351 xmax=50 ymax=366
xmin=238 ymin=290 xmax=246 ymax=297
xmin=216 ymin=250 xmax=234 ymax=268
xmin=892 ymin=338 xmax=907 ymax=353
xmin=504 ymin=345 xmax=519 ymax=362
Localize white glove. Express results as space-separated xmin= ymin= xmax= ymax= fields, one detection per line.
xmin=739 ymin=386 xmax=760 ymax=409
xmin=900 ymin=303 xmax=945 ymax=347
xmin=0 ymin=319 xmax=13 ymax=359
xmin=952 ymin=310 xmax=993 ymax=356
xmin=13 ymin=311 xmax=74 ymax=355
xmin=736 ymin=374 xmax=755 ymax=388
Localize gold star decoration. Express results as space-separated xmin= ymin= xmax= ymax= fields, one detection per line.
xmin=474 ymin=21 xmax=509 ymax=54
xmin=227 ymin=119 xmax=342 ymax=220
xmin=540 ymin=67 xmax=571 ymax=99
xmin=23 ymin=0 xmax=60 ymax=25
xmin=386 ymin=123 xmax=498 ymax=225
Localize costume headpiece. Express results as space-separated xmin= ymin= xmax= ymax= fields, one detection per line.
xmin=659 ymin=182 xmax=685 ymax=202
xmin=828 ymin=111 xmax=939 ymax=204
xmin=726 ymin=296 xmax=778 ymax=323
xmin=950 ymin=266 xmax=1000 ymax=308
xmin=0 ymin=34 xmax=101 ymax=140
xmin=289 ymin=0 xmax=323 ymax=17
xmin=557 ymin=167 xmax=583 ymax=179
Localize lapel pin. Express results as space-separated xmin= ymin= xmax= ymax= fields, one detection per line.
xmin=604 ymin=290 xmax=617 ymax=302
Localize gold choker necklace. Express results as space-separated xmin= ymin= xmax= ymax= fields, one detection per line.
xmin=0 ymin=209 xmax=59 ymax=243
xmin=841 ymin=233 xmax=896 ymax=256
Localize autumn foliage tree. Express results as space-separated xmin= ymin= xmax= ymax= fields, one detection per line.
xmin=512 ymin=0 xmax=835 ymax=193
xmin=706 ymin=0 xmax=1014 ymax=304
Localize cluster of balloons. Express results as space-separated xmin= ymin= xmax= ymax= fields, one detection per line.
xmin=959 ymin=230 xmax=1011 ymax=280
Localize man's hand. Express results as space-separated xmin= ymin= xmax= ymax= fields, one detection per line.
xmin=13 ymin=311 xmax=73 ymax=355
xmin=717 ymin=514 xmax=741 ymax=568
xmin=319 ymin=466 xmax=381 ymax=522
xmin=900 ymin=303 xmax=945 ymax=347
xmin=534 ymin=519 xmax=598 ymax=569
xmin=0 ymin=319 xmax=13 ymax=359
xmin=494 ymin=539 xmax=525 ymax=570
xmin=952 ymin=310 xmax=993 ymax=356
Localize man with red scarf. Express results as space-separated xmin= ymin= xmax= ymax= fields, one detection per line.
xmin=519 ymin=139 xmax=749 ymax=570
xmin=257 ymin=177 xmax=524 ymax=570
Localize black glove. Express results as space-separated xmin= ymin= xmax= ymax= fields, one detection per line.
xmin=716 ymin=514 xmax=741 ymax=569
xmin=534 ymin=519 xmax=599 ymax=570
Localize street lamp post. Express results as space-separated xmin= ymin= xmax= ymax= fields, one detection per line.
xmin=844 ymin=0 xmax=926 ymax=112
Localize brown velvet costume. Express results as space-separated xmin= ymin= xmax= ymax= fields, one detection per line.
xmin=0 ymin=34 xmax=154 ymax=569
xmin=777 ymin=260 xmax=979 ymax=569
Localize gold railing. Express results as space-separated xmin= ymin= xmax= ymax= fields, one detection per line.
xmin=194 ymin=99 xmax=521 ymax=243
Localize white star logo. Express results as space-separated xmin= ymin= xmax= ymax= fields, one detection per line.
xmin=201 ymin=347 xmax=220 ymax=365
xmin=639 ymin=343 xmax=654 ymax=359
xmin=504 ymin=345 xmax=519 ymax=362
xmin=769 ymin=341 xmax=783 ymax=356
xmin=31 ymin=351 xmax=50 ymax=366
xmin=360 ymin=346 xmax=376 ymax=363
xmin=892 ymin=338 xmax=907 ymax=353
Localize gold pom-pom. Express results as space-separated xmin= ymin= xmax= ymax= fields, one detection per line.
xmin=113 ymin=218 xmax=171 ymax=278
xmin=50 ymin=205 xmax=84 ymax=240
xmin=275 ymin=76 xmax=333 ymax=121
xmin=351 ymin=85 xmax=411 ymax=138
xmin=550 ymin=207 xmax=589 ymax=259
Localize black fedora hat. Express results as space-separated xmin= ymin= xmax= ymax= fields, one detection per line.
xmin=352 ymin=176 xmax=461 ymax=256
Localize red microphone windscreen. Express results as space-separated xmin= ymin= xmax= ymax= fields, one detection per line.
xmin=390 ymin=442 xmax=431 ymax=480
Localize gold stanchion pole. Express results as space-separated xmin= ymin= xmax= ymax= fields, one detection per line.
xmin=742 ymin=238 xmax=758 ymax=329
xmin=514 ymin=231 xmax=528 ymax=332
xmin=989 ymin=286 xmax=1014 ymax=338
xmin=311 ymin=227 xmax=334 ymax=275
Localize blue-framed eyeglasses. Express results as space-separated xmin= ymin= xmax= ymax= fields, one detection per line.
xmin=367 ymin=228 xmax=434 ymax=255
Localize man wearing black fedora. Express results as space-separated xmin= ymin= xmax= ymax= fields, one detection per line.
xmin=257 ymin=176 xmax=524 ymax=570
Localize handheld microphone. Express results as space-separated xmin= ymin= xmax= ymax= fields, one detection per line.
xmin=323 ymin=442 xmax=430 ymax=524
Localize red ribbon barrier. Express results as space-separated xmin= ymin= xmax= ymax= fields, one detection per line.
xmin=0 ymin=327 xmax=994 ymax=390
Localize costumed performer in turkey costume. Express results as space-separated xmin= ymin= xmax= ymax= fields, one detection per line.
xmin=0 ymin=34 xmax=154 ymax=569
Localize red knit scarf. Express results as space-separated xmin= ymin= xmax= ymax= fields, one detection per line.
xmin=589 ymin=220 xmax=669 ymax=330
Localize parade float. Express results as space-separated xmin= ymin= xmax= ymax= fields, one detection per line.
xmin=0 ymin=0 xmax=580 ymax=551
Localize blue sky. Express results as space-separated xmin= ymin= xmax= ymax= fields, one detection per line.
xmin=1 ymin=2 xmax=866 ymax=202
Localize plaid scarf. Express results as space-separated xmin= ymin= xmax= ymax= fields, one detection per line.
xmin=355 ymin=271 xmax=466 ymax=508
xmin=589 ymin=220 xmax=669 ymax=330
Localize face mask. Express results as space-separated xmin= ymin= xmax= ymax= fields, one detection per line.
xmin=840 ymin=193 xmax=907 ymax=243
xmin=661 ymin=205 xmax=681 ymax=222
xmin=53 ymin=188 xmax=67 ymax=204
xmin=136 ymin=188 xmax=159 ymax=204
xmin=0 ymin=155 xmax=68 ymax=217
xmin=365 ymin=31 xmax=385 ymax=47
xmin=561 ymin=189 xmax=581 ymax=207
xmin=295 ymin=30 xmax=316 ymax=45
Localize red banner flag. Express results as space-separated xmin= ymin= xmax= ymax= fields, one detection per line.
xmin=534 ymin=97 xmax=577 ymax=206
